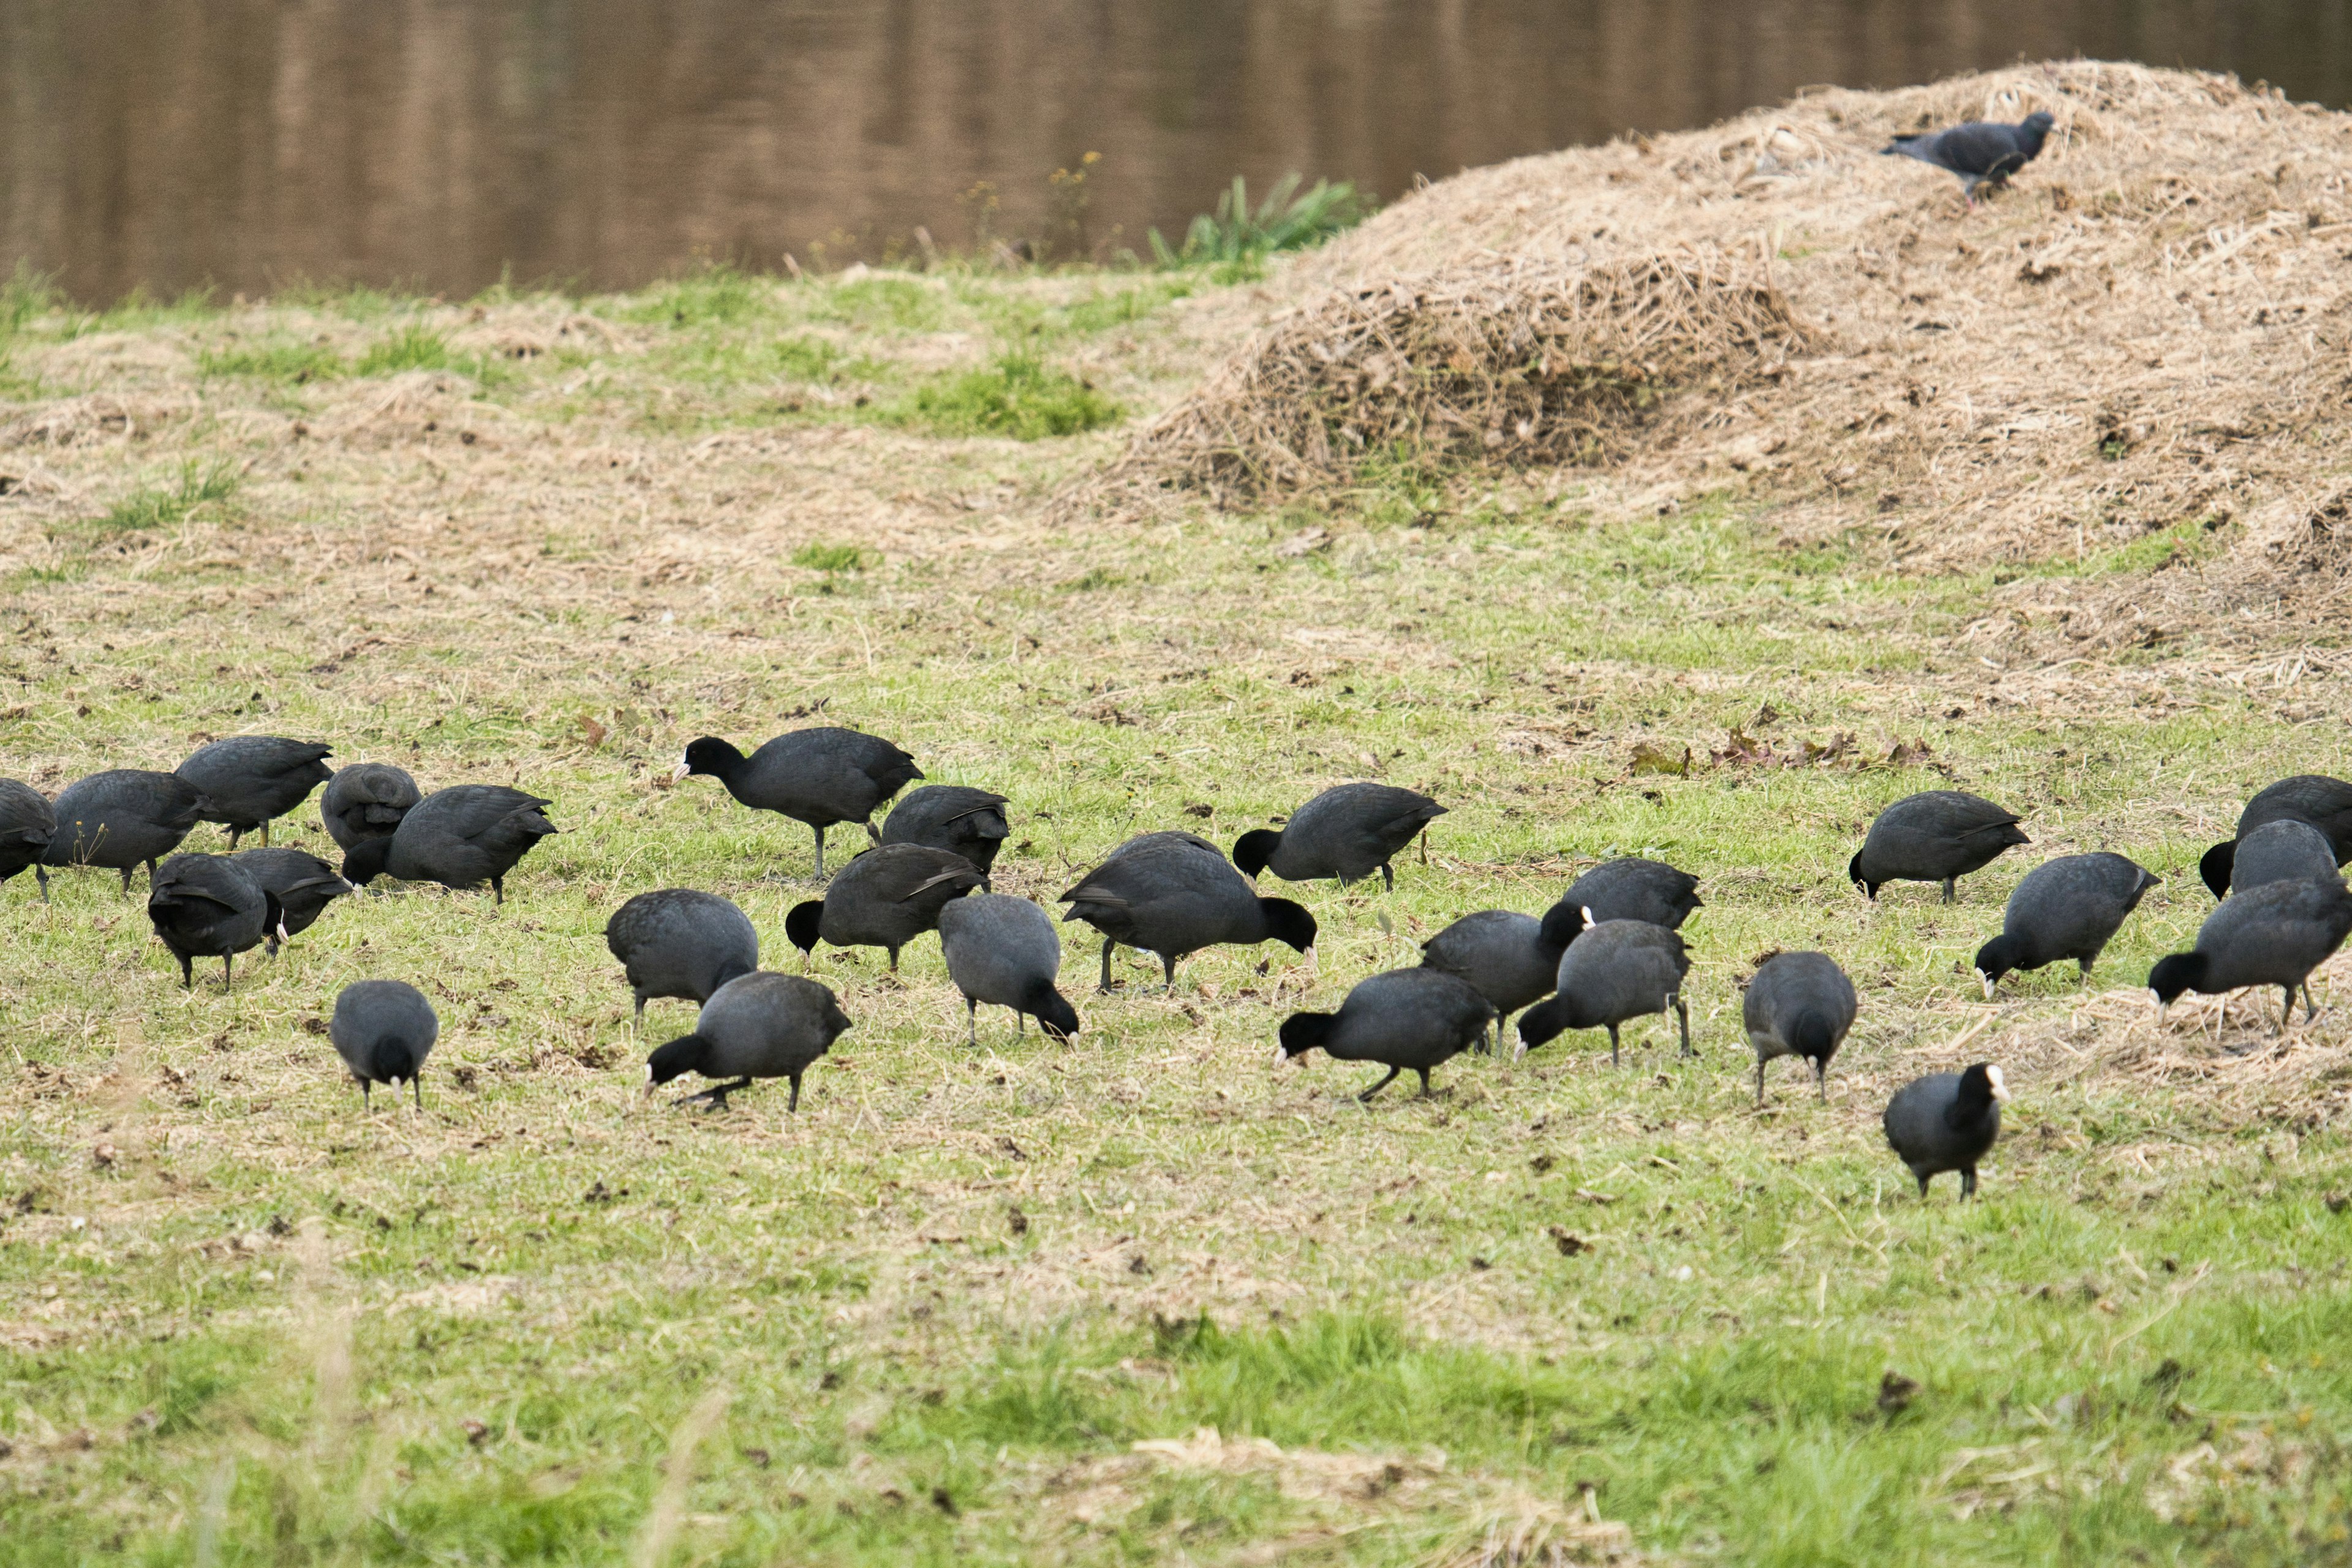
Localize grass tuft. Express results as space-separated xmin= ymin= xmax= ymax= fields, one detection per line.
xmin=92 ymin=460 xmax=242 ymax=533
xmin=1150 ymin=173 xmax=1368 ymax=269
xmin=353 ymin=325 xmax=458 ymax=377
xmin=197 ymin=342 xmax=345 ymax=383
xmin=886 ymin=353 xmax=1121 ymax=440
xmin=792 ymin=542 xmax=878 ymax=573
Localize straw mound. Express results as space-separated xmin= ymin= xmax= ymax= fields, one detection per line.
xmin=1116 ymin=61 xmax=2352 ymax=582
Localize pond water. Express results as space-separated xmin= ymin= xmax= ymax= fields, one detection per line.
xmin=6 ymin=1 xmax=2348 ymax=300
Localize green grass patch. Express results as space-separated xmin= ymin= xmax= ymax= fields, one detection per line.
xmin=627 ymin=262 xmax=781 ymax=330
xmin=793 ymin=541 xmax=878 ymax=573
xmin=89 ymin=460 xmax=241 ymax=534
xmin=884 ymin=353 xmax=1120 ymax=440
xmin=353 ymin=325 xmax=458 ymax=377
xmin=197 ymin=341 xmax=345 ymax=383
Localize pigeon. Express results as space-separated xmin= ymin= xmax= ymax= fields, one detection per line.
xmin=1231 ymin=783 xmax=1446 ymax=891
xmin=2199 ymin=775 xmax=2352 ymax=897
xmin=1743 ymin=950 xmax=1857 ymax=1102
xmin=1883 ymin=1064 xmax=2010 ymax=1199
xmin=1060 ymin=832 xmax=1316 ymax=990
xmin=1536 ymin=857 xmax=1702 ymax=951
xmin=937 ymin=893 xmax=1080 ymax=1044
xmin=1881 ymin=111 xmax=2056 ymax=202
xmin=231 ymin=847 xmax=355 ymax=954
xmin=318 ymin=763 xmax=423 ymax=852
xmin=176 ymin=737 xmax=334 ymax=848
xmin=1278 ymin=968 xmax=1494 ymax=1101
xmin=1850 ymin=791 xmax=2029 ymax=903
xmin=1419 ymin=910 xmax=1559 ymax=1050
xmin=0 ymin=778 xmax=56 ymax=900
xmin=783 ymin=844 xmax=984 ymax=969
xmin=43 ymin=769 xmax=213 ymax=893
xmin=605 ymin=889 xmax=760 ymax=1019
xmin=645 ymin=970 xmax=853 ymax=1111
xmin=328 ymin=979 xmax=440 ymax=1110
xmin=2226 ymin=819 xmax=2343 ymax=894
xmin=146 ymin=853 xmax=282 ymax=989
xmin=339 ymin=785 xmax=557 ymax=903
xmin=1515 ymin=918 xmax=1691 ymax=1065
xmin=2149 ymin=877 xmax=2352 ymax=1031
xmin=1972 ymin=853 xmax=2158 ymax=997
xmin=674 ymin=727 xmax=922 ymax=878
xmin=880 ymin=784 xmax=1011 ymax=878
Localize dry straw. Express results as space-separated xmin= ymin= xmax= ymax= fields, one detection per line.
xmin=1105 ymin=60 xmax=2352 ymax=637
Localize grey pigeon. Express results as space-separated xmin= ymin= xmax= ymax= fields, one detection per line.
xmin=938 ymin=893 xmax=1079 ymax=1044
xmin=1743 ymin=950 xmax=1856 ymax=1103
xmin=1060 ymin=832 xmax=1316 ymax=990
xmin=1884 ymin=1064 xmax=2010 ymax=1199
xmin=1278 ymin=968 xmax=1494 ymax=1101
xmin=176 ymin=736 xmax=334 ymax=848
xmin=1232 ymin=782 xmax=1446 ymax=891
xmin=646 ymin=971 xmax=852 ymax=1112
xmin=606 ymin=889 xmax=760 ymax=1019
xmin=675 ymin=727 xmax=922 ymax=878
xmin=2200 ymin=775 xmax=2352 ymax=897
xmin=1972 ymin=853 xmax=2158 ymax=997
xmin=1882 ymin=111 xmax=2055 ymax=202
xmin=328 ymin=979 xmax=440 ymax=1110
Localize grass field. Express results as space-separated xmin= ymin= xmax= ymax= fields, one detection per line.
xmin=5 ymin=258 xmax=2352 ymax=1567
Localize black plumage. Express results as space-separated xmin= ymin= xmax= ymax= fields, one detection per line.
xmin=1881 ymin=111 xmax=2056 ymax=202
xmin=1419 ymin=910 xmax=1559 ymax=1051
xmin=1743 ymin=951 xmax=1857 ymax=1103
xmin=2199 ymin=775 xmax=2352 ymax=897
xmin=1278 ymin=968 xmax=1494 ymax=1101
xmin=1515 ymin=918 xmax=1691 ymax=1065
xmin=232 ymin=847 xmax=354 ymax=953
xmin=605 ymin=889 xmax=760 ymax=1019
xmin=339 ymin=785 xmax=557 ymax=903
xmin=2227 ymin=819 xmax=2342 ymax=894
xmin=176 ymin=736 xmax=334 ymax=848
xmin=2149 ymin=877 xmax=2352 ymax=1031
xmin=43 ymin=769 xmax=213 ymax=893
xmin=938 ymin=893 xmax=1080 ymax=1044
xmin=318 ymin=763 xmax=422 ymax=852
xmin=880 ymin=785 xmax=1011 ymax=878
xmin=146 ymin=853 xmax=281 ymax=989
xmin=1972 ymin=853 xmax=2158 ymax=997
xmin=1536 ymin=858 xmax=1702 ymax=951
xmin=783 ymin=844 xmax=984 ymax=969
xmin=674 ymin=727 xmax=922 ymax=878
xmin=328 ymin=979 xmax=440 ymax=1110
xmin=1231 ymin=782 xmax=1446 ymax=891
xmin=0 ymin=778 xmax=55 ymax=900
xmin=1849 ymin=791 xmax=2029 ymax=902
xmin=1883 ymin=1064 xmax=2010 ymax=1199
xmin=1060 ymin=832 xmax=1317 ymax=990
xmin=646 ymin=971 xmax=853 ymax=1111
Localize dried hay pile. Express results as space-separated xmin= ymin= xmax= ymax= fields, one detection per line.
xmin=1112 ymin=61 xmax=2352 ymax=616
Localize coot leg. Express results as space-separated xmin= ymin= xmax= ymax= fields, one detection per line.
xmin=176 ymin=952 xmax=194 ymax=989
xmin=221 ymin=954 xmax=233 ymax=992
xmin=2282 ymin=984 xmax=2296 ymax=1033
xmin=1673 ymin=995 xmax=1692 ymax=1057
xmin=1941 ymin=878 xmax=1956 ymax=904
xmin=966 ymin=996 xmax=978 ymax=1049
xmin=1815 ymin=1060 xmax=1828 ymax=1102
xmin=811 ymin=824 xmax=827 ymax=880
xmin=1098 ymin=937 xmax=1115 ymax=992
xmin=675 ymin=1076 xmax=755 ymax=1110
xmin=1159 ymin=952 xmax=1177 ymax=990
xmin=1607 ymin=1024 xmax=1621 ymax=1068
xmin=1755 ymin=1057 xmax=1766 ymax=1105
xmin=227 ymin=826 xmax=243 ymax=851
xmin=121 ymin=865 xmax=137 ymax=895
xmin=412 ymin=1074 xmax=423 ymax=1111
xmin=888 ymin=946 xmax=900 ymax=973
xmin=1413 ymin=1068 xmax=1433 ymax=1098
xmin=491 ymin=875 xmax=505 ymax=905
xmin=2304 ymin=981 xmax=2320 ymax=1021
xmin=1381 ymin=863 xmax=1394 ymax=894
xmin=787 ymin=1071 xmax=804 ymax=1114
xmin=1960 ymin=1166 xmax=1978 ymax=1201
xmin=1357 ymin=1066 xmax=1401 ymax=1102
xmin=35 ymin=866 xmax=48 ymax=902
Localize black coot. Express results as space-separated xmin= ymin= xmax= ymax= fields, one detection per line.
xmin=340 ymin=785 xmax=557 ymax=902
xmin=1883 ymin=1064 xmax=2010 ymax=1199
xmin=45 ymin=769 xmax=213 ymax=892
xmin=232 ymin=847 xmax=354 ymax=953
xmin=1278 ymin=968 xmax=1494 ymax=1100
xmin=1232 ymin=783 xmax=1446 ymax=891
xmin=319 ymin=763 xmax=423 ymax=851
xmin=2227 ymin=820 xmax=2342 ymax=893
xmin=1850 ymin=791 xmax=2029 ymax=902
xmin=0 ymin=778 xmax=56 ymax=900
xmin=328 ymin=979 xmax=440 ymax=1109
xmin=2149 ymin=878 xmax=2352 ymax=1031
xmin=1060 ymin=832 xmax=1316 ymax=990
xmin=1419 ymin=910 xmax=1559 ymax=1051
xmin=785 ymin=844 xmax=984 ymax=970
xmin=674 ymin=727 xmax=922 ymax=878
xmin=938 ymin=893 xmax=1079 ymax=1044
xmin=2200 ymin=777 xmax=2352 ymax=897
xmin=1972 ymin=853 xmax=2158 ymax=997
xmin=605 ymin=889 xmax=760 ymax=1019
xmin=1516 ymin=918 xmax=1691 ymax=1065
xmin=1536 ymin=858 xmax=1702 ymax=951
xmin=176 ymin=737 xmax=334 ymax=848
xmin=147 ymin=853 xmax=282 ymax=989
xmin=881 ymin=785 xmax=1011 ymax=878
xmin=1743 ymin=951 xmax=1857 ymax=1102
xmin=646 ymin=971 xmax=853 ymax=1111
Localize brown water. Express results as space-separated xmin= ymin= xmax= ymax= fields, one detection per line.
xmin=6 ymin=1 xmax=2350 ymax=302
